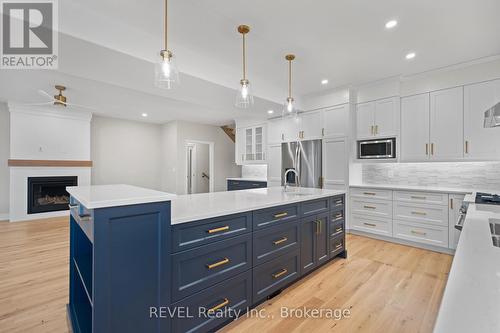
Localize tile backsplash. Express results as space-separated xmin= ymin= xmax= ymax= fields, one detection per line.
xmin=241 ymin=164 xmax=268 ymax=179
xmin=362 ymin=162 xmax=500 ymax=190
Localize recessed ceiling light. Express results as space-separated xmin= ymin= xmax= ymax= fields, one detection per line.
xmin=385 ymin=20 xmax=398 ymax=29
xmin=405 ymin=52 xmax=416 ymax=60
xmin=321 ymin=79 xmax=329 ymax=85
xmin=141 ymin=113 xmax=148 ymax=117
xmin=267 ymin=110 xmax=274 ymax=114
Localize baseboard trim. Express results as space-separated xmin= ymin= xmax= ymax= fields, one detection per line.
xmin=347 ymin=229 xmax=455 ymax=255
xmin=0 ymin=213 xmax=9 ymax=222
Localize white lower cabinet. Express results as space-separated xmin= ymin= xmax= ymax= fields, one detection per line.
xmin=350 ymin=187 xmax=460 ymax=251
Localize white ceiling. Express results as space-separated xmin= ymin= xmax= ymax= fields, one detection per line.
xmin=2 ymin=0 xmax=500 ymax=125
xmin=59 ymin=0 xmax=500 ymax=99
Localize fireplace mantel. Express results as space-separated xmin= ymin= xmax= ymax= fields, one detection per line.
xmin=8 ymin=159 xmax=93 ymax=167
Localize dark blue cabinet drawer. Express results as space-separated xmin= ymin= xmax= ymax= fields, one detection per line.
xmin=171 ymin=271 xmax=252 ymax=333
xmin=329 ymin=217 xmax=344 ymax=238
xmin=171 ymin=234 xmax=252 ymax=301
xmin=252 ymin=249 xmax=300 ymax=302
xmin=172 ymin=212 xmax=252 ymax=252
xmin=253 ymin=204 xmax=299 ymax=230
xmin=227 ymin=180 xmax=267 ymax=191
xmin=329 ymin=234 xmax=344 ymax=258
xmin=253 ymin=222 xmax=299 ymax=266
xmin=330 ymin=195 xmax=345 ymax=212
xmin=301 ymin=198 xmax=329 ymax=217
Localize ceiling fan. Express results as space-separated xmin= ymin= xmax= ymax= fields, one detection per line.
xmin=20 ymin=85 xmax=97 ymax=111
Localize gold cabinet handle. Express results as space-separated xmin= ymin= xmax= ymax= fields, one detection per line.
xmin=335 ymin=200 xmax=343 ymax=205
xmin=274 ymin=212 xmax=288 ymax=218
xmin=335 ymin=243 xmax=343 ymax=250
xmin=336 ymin=227 xmax=343 ymax=232
xmin=426 ymin=143 xmax=429 ymax=156
xmin=322 ymin=128 xmax=325 ymax=136
xmin=207 ymin=226 xmax=230 ymax=234
xmin=333 ymin=213 xmax=343 ymax=221
xmin=450 ymin=198 xmax=454 ymax=210
xmin=465 ymin=141 xmax=469 ymax=154
xmin=411 ymin=196 xmax=426 ymax=200
xmin=375 ymin=125 xmax=378 ymax=135
xmin=364 ymin=222 xmax=376 ymax=227
xmin=411 ymin=230 xmax=427 ymax=236
xmin=272 ymin=268 xmax=288 ymax=279
xmin=370 ymin=125 xmax=374 ymax=135
xmin=206 ymin=257 xmax=230 ymax=269
xmin=363 ymin=205 xmax=376 ymax=209
xmin=273 ymin=237 xmax=288 ymax=245
xmin=363 ymin=192 xmax=376 ymax=196
xmin=411 ymin=211 xmax=427 ymax=216
xmin=207 ymin=298 xmax=229 ymax=313
xmin=431 ymin=143 xmax=434 ymax=155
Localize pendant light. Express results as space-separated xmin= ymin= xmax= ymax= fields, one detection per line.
xmin=155 ymin=0 xmax=179 ymax=89
xmin=235 ymin=25 xmax=254 ymax=108
xmin=283 ymin=54 xmax=296 ymax=116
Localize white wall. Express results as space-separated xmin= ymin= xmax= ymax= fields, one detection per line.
xmin=160 ymin=121 xmax=178 ymax=193
xmin=91 ymin=116 xmax=163 ymax=190
xmin=0 ymin=103 xmax=9 ymax=219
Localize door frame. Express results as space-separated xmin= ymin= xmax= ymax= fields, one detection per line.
xmin=184 ymin=140 xmax=215 ymax=194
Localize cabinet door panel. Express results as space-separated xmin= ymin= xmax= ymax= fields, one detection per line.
xmin=464 ymin=79 xmax=500 ymax=160
xmin=356 ymin=102 xmax=375 ymax=139
xmin=323 ymin=104 xmax=349 ymax=137
xmin=430 ymin=87 xmax=464 ymax=160
xmin=300 ymin=111 xmax=322 ymax=139
xmin=267 ymin=144 xmax=282 ymax=184
xmin=322 ymin=138 xmax=347 ymax=188
xmin=268 ymin=119 xmax=284 ymax=144
xmin=401 ymin=93 xmax=430 ymax=161
xmin=315 ymin=213 xmax=329 ymax=265
xmin=282 ymin=117 xmax=300 ymax=142
xmin=374 ymin=97 xmax=399 ymax=137
xmin=300 ymin=218 xmax=316 ymax=275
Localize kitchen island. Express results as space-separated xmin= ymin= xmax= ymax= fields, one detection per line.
xmin=66 ymin=185 xmax=346 ymax=333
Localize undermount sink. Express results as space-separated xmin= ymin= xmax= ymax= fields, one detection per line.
xmin=489 ymin=219 xmax=500 ymax=248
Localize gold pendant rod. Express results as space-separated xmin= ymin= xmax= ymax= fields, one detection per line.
xmin=164 ymin=0 xmax=168 ymax=50
xmin=243 ymin=33 xmax=246 ymax=80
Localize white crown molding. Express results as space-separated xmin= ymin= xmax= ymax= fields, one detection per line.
xmin=7 ymin=103 xmax=92 ymax=122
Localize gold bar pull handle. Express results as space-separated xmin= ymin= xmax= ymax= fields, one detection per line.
xmin=335 ymin=243 xmax=343 ymax=250
xmin=375 ymin=125 xmax=378 ymax=135
xmin=273 ymin=237 xmax=288 ymax=245
xmin=450 ymin=198 xmax=454 ymax=210
xmin=207 ymin=298 xmax=229 ymax=313
xmin=426 ymin=143 xmax=429 ymax=156
xmin=364 ymin=222 xmax=376 ymax=227
xmin=274 ymin=212 xmax=288 ymax=218
xmin=411 ymin=211 xmax=427 ymax=216
xmin=431 ymin=143 xmax=434 ymax=155
xmin=363 ymin=205 xmax=376 ymax=209
xmin=206 ymin=257 xmax=230 ymax=269
xmin=335 ymin=227 xmax=343 ymax=233
xmin=363 ymin=192 xmax=376 ymax=196
xmin=207 ymin=226 xmax=230 ymax=234
xmin=411 ymin=196 xmax=426 ymax=200
xmin=465 ymin=140 xmax=469 ymax=154
xmin=411 ymin=230 xmax=427 ymax=236
xmin=371 ymin=125 xmax=374 ymax=135
xmin=333 ymin=213 xmax=343 ymax=221
xmin=272 ymin=268 xmax=288 ymax=279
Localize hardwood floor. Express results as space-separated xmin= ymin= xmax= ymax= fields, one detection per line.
xmin=0 ymin=217 xmax=452 ymax=333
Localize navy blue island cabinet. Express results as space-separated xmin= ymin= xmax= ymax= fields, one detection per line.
xmin=67 ymin=185 xmax=345 ymax=333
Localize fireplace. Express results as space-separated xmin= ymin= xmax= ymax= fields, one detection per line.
xmin=27 ymin=176 xmax=78 ymax=214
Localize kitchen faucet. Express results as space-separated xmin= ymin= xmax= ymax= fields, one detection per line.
xmin=284 ymin=169 xmax=300 ymax=191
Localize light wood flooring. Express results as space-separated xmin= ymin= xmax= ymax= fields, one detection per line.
xmin=0 ymin=217 xmax=453 ymax=333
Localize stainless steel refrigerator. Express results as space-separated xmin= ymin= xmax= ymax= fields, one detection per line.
xmin=281 ymin=139 xmax=322 ymax=188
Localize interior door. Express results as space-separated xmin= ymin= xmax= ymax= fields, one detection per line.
xmin=322 ymin=138 xmax=347 ymax=190
xmin=356 ymin=102 xmax=375 ymax=139
xmin=401 ymin=93 xmax=430 ymax=161
xmin=430 ymin=87 xmax=464 ymax=160
xmin=374 ymin=97 xmax=398 ymax=137
xmin=464 ymin=79 xmax=500 ymax=160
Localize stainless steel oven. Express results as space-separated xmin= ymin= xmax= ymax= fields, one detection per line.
xmin=358 ymin=138 xmax=396 ymax=159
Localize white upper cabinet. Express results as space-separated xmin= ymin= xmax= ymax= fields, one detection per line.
xmin=299 ymin=111 xmax=323 ymax=139
xmin=464 ymin=79 xmax=500 ymax=160
xmin=322 ymin=138 xmax=347 ymax=191
xmin=267 ymin=143 xmax=282 ymax=186
xmin=235 ymin=123 xmax=266 ymax=165
xmin=429 ymin=87 xmax=464 ymax=160
xmin=282 ymin=116 xmax=300 ymax=142
xmin=401 ymin=93 xmax=431 ymax=161
xmin=267 ymin=118 xmax=284 ymax=144
xmin=356 ymin=97 xmax=399 ymax=139
xmin=323 ymin=104 xmax=350 ymax=138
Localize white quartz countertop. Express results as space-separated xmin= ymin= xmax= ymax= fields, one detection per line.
xmin=66 ymin=184 xmax=176 ymax=209
xmin=171 ymin=187 xmax=344 ymax=224
xmin=226 ymin=177 xmax=267 ymax=182
xmin=350 ymin=183 xmax=473 ymax=194
xmin=434 ymin=198 xmax=500 ymax=333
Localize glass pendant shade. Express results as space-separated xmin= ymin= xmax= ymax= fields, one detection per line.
xmin=235 ymin=79 xmax=254 ymax=108
xmin=155 ymin=50 xmax=179 ymax=89
xmin=283 ymin=97 xmax=296 ymax=115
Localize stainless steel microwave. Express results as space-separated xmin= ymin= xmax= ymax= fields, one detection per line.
xmin=358 ymin=138 xmax=396 ymax=159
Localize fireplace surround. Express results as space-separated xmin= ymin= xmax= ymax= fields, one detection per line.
xmin=27 ymin=176 xmax=78 ymax=214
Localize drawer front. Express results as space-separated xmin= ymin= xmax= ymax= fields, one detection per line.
xmin=350 ymin=187 xmax=392 ymax=200
xmin=329 ymin=218 xmax=345 ymax=238
xmin=171 ymin=271 xmax=252 ymax=333
xmin=253 ymin=204 xmax=299 ymax=230
xmin=253 ymin=249 xmax=300 ymax=302
xmin=172 ymin=212 xmax=252 ymax=252
xmin=393 ymin=202 xmax=448 ymax=227
xmin=351 ymin=214 xmax=392 ymax=237
xmin=69 ymin=204 xmax=94 ymax=243
xmin=350 ymin=197 xmax=393 ymax=219
xmin=253 ymin=222 xmax=299 ymax=266
xmin=171 ymin=234 xmax=252 ymax=301
xmin=301 ymin=198 xmax=329 ymax=217
xmin=393 ymin=220 xmax=448 ymax=248
xmin=329 ymin=234 xmax=344 ymax=258
xmin=394 ymin=191 xmax=449 ymax=206
xmin=330 ymin=195 xmax=345 ymax=212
